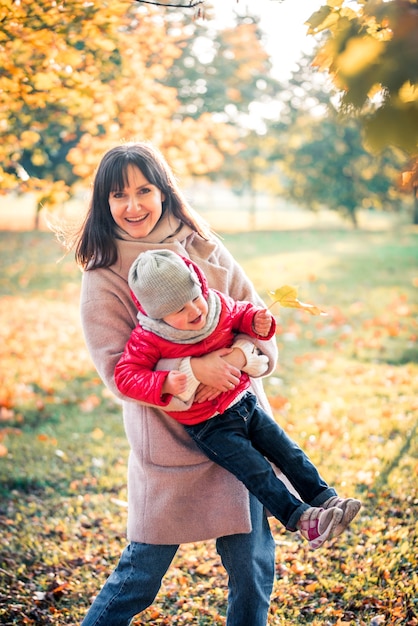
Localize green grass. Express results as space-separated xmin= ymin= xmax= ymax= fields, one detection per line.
xmin=0 ymin=227 xmax=417 ymax=625
xmin=223 ymin=228 xmax=418 ymax=370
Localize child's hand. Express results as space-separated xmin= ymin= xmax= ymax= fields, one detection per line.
xmin=162 ymin=370 xmax=188 ymax=396
xmin=253 ymin=309 xmax=273 ymax=337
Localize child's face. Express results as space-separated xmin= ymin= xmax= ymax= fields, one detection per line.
xmin=108 ymin=164 xmax=165 ymax=239
xmin=162 ymin=293 xmax=208 ymax=331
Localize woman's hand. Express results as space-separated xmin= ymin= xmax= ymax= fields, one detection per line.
xmin=191 ymin=346 xmax=248 ymax=402
xmin=194 ymin=384 xmax=223 ymax=403
xmin=190 ymin=348 xmax=241 ymax=393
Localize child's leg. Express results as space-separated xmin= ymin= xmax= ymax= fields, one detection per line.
xmin=242 ymin=395 xmax=336 ymax=506
xmin=81 ymin=542 xmax=178 ymax=626
xmin=239 ymin=394 xmax=361 ymax=539
xmin=185 ymin=400 xmax=310 ymax=530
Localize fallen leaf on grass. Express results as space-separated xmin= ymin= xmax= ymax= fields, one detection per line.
xmin=50 ymin=581 xmax=69 ymax=597
xmin=268 ymin=286 xmax=327 ymax=316
xmin=195 ymin=560 xmax=218 ymax=575
xmin=91 ymin=427 xmax=104 ymax=440
xmin=110 ymin=497 xmax=128 ymax=508
xmin=80 ymin=394 xmax=101 ymax=412
xmin=37 ymin=433 xmax=58 ymax=446
xmin=269 ymin=395 xmax=289 ymax=410
xmin=33 ymin=591 xmax=46 ymax=601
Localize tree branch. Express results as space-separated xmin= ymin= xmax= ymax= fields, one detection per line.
xmin=134 ymin=0 xmax=205 ymax=7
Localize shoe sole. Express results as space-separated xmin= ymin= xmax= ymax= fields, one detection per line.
xmin=332 ymin=499 xmax=362 ymax=538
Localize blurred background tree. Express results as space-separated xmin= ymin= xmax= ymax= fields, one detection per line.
xmin=263 ymin=52 xmax=407 ymax=228
xmin=1 ymin=0 xmax=416 ymax=227
xmin=0 ymin=0 xmax=237 ymax=225
xmin=163 ymin=11 xmax=283 ymax=223
xmin=0 ymin=0 xmax=128 ymax=224
xmin=306 ymin=0 xmax=418 ymax=223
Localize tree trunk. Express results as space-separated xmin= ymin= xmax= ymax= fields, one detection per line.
xmin=413 ymin=187 xmax=418 ymax=225
xmin=248 ymin=167 xmax=257 ymax=231
xmin=348 ymin=207 xmax=358 ymax=229
xmin=34 ymin=206 xmax=40 ymax=231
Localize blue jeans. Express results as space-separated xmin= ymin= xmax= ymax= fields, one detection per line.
xmin=80 ymin=493 xmax=275 ymax=626
xmin=185 ymin=393 xmax=336 ymax=530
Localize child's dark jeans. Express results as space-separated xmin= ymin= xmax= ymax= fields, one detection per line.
xmin=185 ymin=392 xmax=335 ymax=530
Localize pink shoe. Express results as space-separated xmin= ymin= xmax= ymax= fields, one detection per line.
xmin=322 ymin=496 xmax=362 ymax=538
xmin=297 ymin=506 xmax=343 ymax=549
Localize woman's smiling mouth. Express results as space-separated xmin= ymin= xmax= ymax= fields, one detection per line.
xmin=126 ymin=214 xmax=148 ymax=223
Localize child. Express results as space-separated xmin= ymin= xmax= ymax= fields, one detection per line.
xmin=115 ymin=249 xmax=361 ymax=549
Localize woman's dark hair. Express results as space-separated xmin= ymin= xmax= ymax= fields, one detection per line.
xmin=75 ymin=142 xmax=210 ymax=270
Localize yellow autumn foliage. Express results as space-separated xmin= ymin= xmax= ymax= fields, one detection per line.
xmin=0 ymin=0 xmax=235 ymax=199
xmin=337 ymin=36 xmax=384 ymax=77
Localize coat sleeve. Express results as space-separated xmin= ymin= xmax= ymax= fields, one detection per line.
xmin=80 ymin=267 xmax=194 ymax=412
xmin=114 ymin=329 xmax=171 ymax=407
xmin=202 ymin=238 xmax=278 ymax=375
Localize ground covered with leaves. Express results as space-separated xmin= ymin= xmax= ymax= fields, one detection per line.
xmin=0 ymin=227 xmax=417 ymax=625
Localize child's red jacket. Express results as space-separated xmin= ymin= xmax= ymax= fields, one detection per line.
xmin=114 ymin=259 xmax=276 ymax=426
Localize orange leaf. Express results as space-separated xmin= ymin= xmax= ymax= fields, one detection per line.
xmin=195 ymin=560 xmax=217 ymax=575
xmin=269 ymin=395 xmax=289 ymax=410
xmin=91 ymin=427 xmax=104 ymax=440
xmin=268 ymin=285 xmax=327 ymax=316
xmin=290 ymin=560 xmax=305 ymax=574
xmin=51 ymin=582 xmax=69 ymax=595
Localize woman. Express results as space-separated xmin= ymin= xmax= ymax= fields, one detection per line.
xmin=75 ymin=142 xmax=279 ymax=625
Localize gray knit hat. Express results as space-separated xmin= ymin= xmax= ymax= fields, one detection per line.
xmin=128 ymin=249 xmax=202 ymax=319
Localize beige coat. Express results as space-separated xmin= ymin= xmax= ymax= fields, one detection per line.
xmin=80 ymin=215 xmax=278 ymax=544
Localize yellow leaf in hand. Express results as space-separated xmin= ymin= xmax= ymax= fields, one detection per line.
xmin=268 ymin=285 xmax=327 ymax=316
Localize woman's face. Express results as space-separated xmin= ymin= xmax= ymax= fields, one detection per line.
xmin=108 ymin=164 xmax=165 ymax=238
